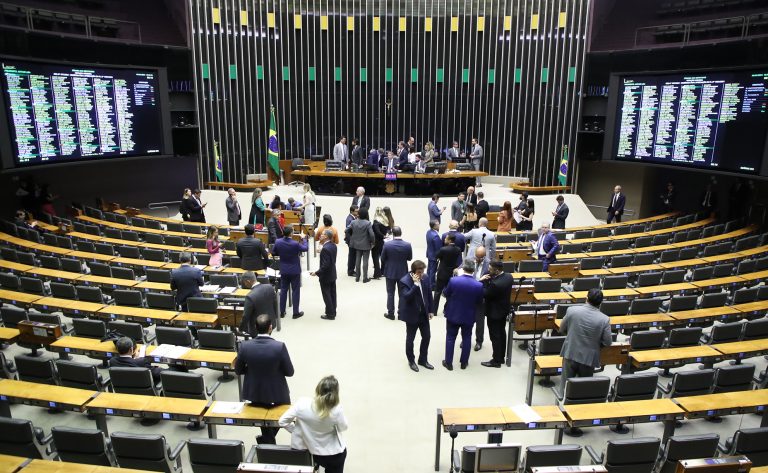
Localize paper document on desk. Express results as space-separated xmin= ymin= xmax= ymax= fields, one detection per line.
xmin=511 ymin=404 xmax=541 ymax=423
xmin=194 ymin=265 xmax=207 ymax=270
xmin=136 ymin=345 xmax=146 ymax=358
xmin=218 ymin=286 xmax=237 ymax=294
xmin=265 ymin=268 xmax=279 ymax=278
xmin=150 ymin=344 xmax=191 ymax=359
xmin=201 ymin=284 xmax=220 ymax=293
xmin=211 ymin=401 xmax=245 ymax=415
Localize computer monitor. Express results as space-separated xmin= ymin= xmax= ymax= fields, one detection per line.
xmin=474 ymin=443 xmax=522 ymax=473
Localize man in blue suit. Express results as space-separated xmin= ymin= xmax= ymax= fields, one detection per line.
xmin=311 ymin=229 xmax=337 ymax=320
xmin=397 ymin=141 xmax=410 ymax=170
xmin=442 ymin=220 xmax=466 ymax=267
xmin=272 ymin=225 xmax=309 ymax=319
xmin=381 ymin=227 xmax=413 ymax=320
xmin=425 ymin=220 xmax=442 ymax=287
xmin=235 ymin=314 xmax=294 ymax=444
xmin=535 ymin=223 xmax=561 ymax=271
xmin=428 ymin=194 xmax=445 ymax=225
xmin=442 ymin=259 xmax=484 ymax=370
xmin=398 ymin=260 xmax=434 ymax=372
xmin=170 ymin=252 xmax=203 ymax=311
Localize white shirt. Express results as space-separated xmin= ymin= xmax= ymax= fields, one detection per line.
xmin=278 ymin=397 xmax=348 ymax=456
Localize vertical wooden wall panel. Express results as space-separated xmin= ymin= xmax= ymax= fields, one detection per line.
xmin=190 ymin=0 xmax=589 ymax=186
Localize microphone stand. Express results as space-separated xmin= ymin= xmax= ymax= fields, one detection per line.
xmin=449 ymin=425 xmax=459 ymax=473
xmin=506 ymin=275 xmax=526 ymax=367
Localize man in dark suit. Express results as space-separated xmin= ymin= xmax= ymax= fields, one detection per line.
xmin=607 ymin=185 xmax=626 ymax=223
xmin=272 ymin=225 xmax=308 ymax=319
xmin=471 ymin=246 xmax=490 ymax=351
xmin=535 ymin=223 xmax=561 ymax=271
xmin=351 ymin=187 xmax=370 ymax=212
xmin=381 ymin=227 xmax=413 ymax=320
xmin=311 ymin=229 xmax=337 ymax=320
xmin=350 ymin=138 xmax=364 ymax=168
xmin=480 ymin=261 xmax=514 ymax=368
xmin=425 ymin=220 xmax=442 ymax=287
xmin=110 ymin=336 xmax=163 ymax=382
xmin=442 ymin=220 xmax=466 ymax=267
xmin=465 ymin=186 xmax=478 ymax=207
xmin=442 ymin=258 xmax=484 ymax=370
xmin=398 ymin=260 xmax=434 ymax=372
xmin=237 ymin=224 xmax=270 ymax=271
xmin=266 ymin=209 xmax=284 ymax=246
xmin=475 ymin=192 xmax=489 ymax=219
xmin=240 ymin=271 xmax=280 ymax=335
xmin=188 ymin=189 xmax=207 ymax=222
xmin=170 ymin=252 xmax=203 ymax=310
xmin=432 ymin=233 xmax=462 ymax=314
xmin=345 ymin=205 xmax=358 ymax=276
xmin=235 ymin=314 xmax=294 ymax=444
xmin=397 ymin=141 xmax=409 ymax=170
xmin=225 ymin=188 xmax=242 ymax=226
xmin=366 ymin=148 xmax=380 ymax=171
xmin=552 ymin=195 xmax=569 ymax=229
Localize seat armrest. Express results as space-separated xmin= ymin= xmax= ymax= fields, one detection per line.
xmin=206 ymin=380 xmax=222 ymax=398
xmin=549 ymin=385 xmax=563 ymax=403
xmin=61 ymin=324 xmax=73 ymax=334
xmin=101 ymin=376 xmax=111 ymax=390
xmin=699 ymin=335 xmax=709 ymax=344
xmin=245 ymin=445 xmax=258 ymax=463
xmin=40 ymin=432 xmax=54 ymax=445
xmin=585 ymin=445 xmax=603 ymax=465
xmin=717 ymin=441 xmax=728 ymax=454
xmin=168 ymin=440 xmax=186 ymax=461
xmin=657 ymin=381 xmax=671 ymax=395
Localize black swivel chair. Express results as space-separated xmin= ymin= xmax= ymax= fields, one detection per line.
xmin=251 ymin=444 xmax=314 ymax=467
xmin=657 ymin=369 xmax=715 ymax=399
xmin=537 ymin=336 xmax=565 ymax=387
xmin=15 ymin=355 xmax=57 ymax=385
xmin=197 ymin=329 xmax=237 ymax=381
xmin=656 ymin=434 xmax=719 ymax=473
xmin=51 ymin=426 xmax=115 ymax=466
xmin=160 ymin=371 xmax=220 ymax=430
xmin=109 ymin=367 xmax=162 ymax=396
xmin=0 ymin=352 xmax=17 ymax=380
xmin=608 ymin=373 xmax=659 ymax=433
xmin=522 ymin=444 xmax=582 ymax=473
xmin=112 ymin=289 xmax=144 ymax=307
xmin=156 ymin=326 xmax=196 ymax=347
xmin=187 ymin=438 xmax=245 ymax=473
xmin=553 ymin=377 xmax=611 ymax=437
xmin=717 ymin=427 xmax=768 ymax=467
xmin=585 ymin=437 xmax=661 ymax=473
xmin=72 ymin=318 xmax=108 ymax=339
xmin=711 ymin=364 xmax=755 ymax=393
xmin=0 ymin=418 xmax=55 ymax=459
xmin=56 ymin=360 xmax=111 ymax=392
xmin=110 ymin=432 xmax=185 ymax=473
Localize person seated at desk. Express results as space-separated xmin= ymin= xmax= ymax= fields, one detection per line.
xmin=110 ymin=336 xmax=164 ymax=382
xmin=382 ymin=151 xmax=398 ymax=173
xmin=286 ymin=197 xmax=301 ymax=211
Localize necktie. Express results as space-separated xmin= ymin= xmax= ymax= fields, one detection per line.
xmin=704 ymin=192 xmax=710 ymax=206
xmin=613 ymin=194 xmax=618 ymax=207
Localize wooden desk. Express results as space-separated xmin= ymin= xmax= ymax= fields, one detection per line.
xmin=110 ymin=257 xmax=171 ymax=268
xmin=31 ymin=297 xmax=105 ymax=317
xmin=0 ymin=260 xmax=33 ymax=272
xmin=562 ymin=398 xmax=684 ymax=442
xmin=0 ymin=289 xmax=41 ymax=306
xmin=66 ymin=250 xmax=116 ymax=262
xmin=96 ymin=305 xmax=177 ymax=325
xmin=691 ymin=275 xmax=745 ymax=290
xmin=170 ymin=312 xmax=220 ymax=328
xmin=569 ymin=288 xmax=637 ymax=301
xmin=736 ymin=270 xmax=768 ymax=285
xmin=630 ymin=345 xmax=723 ymax=369
xmin=712 ymin=339 xmax=768 ymax=361
xmin=0 ymin=327 xmax=20 ymax=344
xmin=533 ymin=292 xmax=572 ymax=303
xmin=634 ymin=283 xmax=698 ymax=297
xmin=147 ymin=346 xmax=236 ymax=370
xmin=733 ymin=300 xmax=768 ymax=317
xmin=606 ymin=313 xmax=676 ymax=330
xmin=77 ymin=274 xmax=138 ymax=289
xmin=674 ymin=390 xmax=768 ymax=425
xmin=668 ymin=306 xmax=742 ymax=325
xmin=0 ymin=379 xmax=96 ymax=417
xmin=48 ymin=336 xmax=119 ymax=360
xmin=608 ymin=264 xmax=664 ymax=275
xmin=435 ymin=406 xmax=567 ymax=470
xmin=579 ymin=269 xmax=613 ymax=277
xmin=534 ymin=345 xmax=631 ymax=376
xmin=0 ymin=454 xmax=27 ymax=472
xmin=25 ymin=267 xmax=82 ymax=282
xmin=22 ymin=458 xmax=152 ymax=473
xmin=659 ymin=258 xmax=708 ymax=269
xmin=86 ymin=392 xmax=209 ymax=436
xmin=203 ymin=402 xmax=289 ymax=439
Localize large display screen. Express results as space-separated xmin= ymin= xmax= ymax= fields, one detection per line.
xmin=1 ymin=59 xmax=165 ymax=166
xmin=608 ymin=69 xmax=768 ymax=175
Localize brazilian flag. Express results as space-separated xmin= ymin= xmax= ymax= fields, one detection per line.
xmin=214 ymin=141 xmax=223 ymax=182
xmin=268 ymin=106 xmax=280 ymax=180
xmin=558 ymin=145 xmax=569 ymax=186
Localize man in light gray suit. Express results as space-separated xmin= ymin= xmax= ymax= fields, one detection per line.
xmin=470 ymin=137 xmax=483 ymax=186
xmin=464 ymin=218 xmax=496 ymax=261
xmin=446 ymin=141 xmax=462 ymax=161
xmin=559 ymin=288 xmax=612 ymax=395
xmin=225 ymin=188 xmax=242 ymax=226
xmin=333 ymin=136 xmax=348 ymax=163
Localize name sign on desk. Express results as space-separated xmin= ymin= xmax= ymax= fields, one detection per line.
xmin=384 ymin=173 xmax=397 ymax=181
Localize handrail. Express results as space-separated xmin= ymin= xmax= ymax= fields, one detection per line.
xmin=586 ymin=204 xmax=636 ymax=217
xmin=148 ymin=201 xmax=180 ymax=218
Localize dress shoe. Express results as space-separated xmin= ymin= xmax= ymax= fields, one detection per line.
xmin=419 ymin=361 xmax=434 ymax=370
xmin=348 ymin=272 xmax=356 ymax=277
xmin=321 ymin=315 xmax=335 ymax=320
xmin=460 ymin=362 xmax=468 ymax=369
xmin=363 ymin=278 xmax=371 ymax=283
xmin=292 ymin=312 xmax=304 ymax=319
xmin=280 ymin=313 xmax=286 ymax=319
xmin=355 ymin=277 xmax=360 ymax=282
xmin=384 ymin=313 xmax=395 ymax=320
xmin=481 ymin=361 xmax=501 ymax=368
xmin=474 ymin=343 xmax=482 ymax=351
xmin=442 ymin=360 xmax=453 ymax=371
xmin=409 ymin=362 xmax=419 ymax=372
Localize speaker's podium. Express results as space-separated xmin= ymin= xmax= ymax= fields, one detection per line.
xmin=675 ymin=456 xmax=752 ymax=473
xmin=237 ymin=464 xmax=313 ymax=472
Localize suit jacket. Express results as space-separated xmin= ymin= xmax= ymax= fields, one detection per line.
xmin=443 ymin=274 xmax=484 ymax=325
xmin=366 ymin=151 xmax=379 ymax=167
xmin=267 ymin=217 xmax=283 ymax=245
xmin=435 ymin=245 xmax=462 ymax=283
xmin=345 ymin=219 xmax=374 ymax=251
xmin=607 ymin=192 xmax=626 ymax=216
xmin=397 ymin=273 xmax=433 ymax=323
xmin=381 ymin=238 xmax=412 ymax=280
xmin=235 ymin=335 xmax=294 ymax=405
xmin=240 ymin=284 xmax=279 ymax=336
xmin=464 ymin=227 xmax=497 ymax=261
xmin=237 ymin=236 xmax=269 ymax=271
xmin=351 ymin=195 xmax=370 ymax=211
xmin=475 ymin=200 xmax=489 ymax=219
xmin=451 ymin=200 xmax=465 ymax=222
xmin=559 ymin=304 xmax=612 ymax=367
xmin=273 ymin=237 xmax=308 ymax=276
xmin=316 ymin=242 xmax=337 ymax=283
xmin=333 ymin=142 xmax=348 ymax=162
xmin=226 ymin=197 xmax=241 ymax=223
xmin=397 ymin=148 xmax=409 ymax=169
xmin=470 ymin=144 xmax=483 ymax=160
xmin=428 ymin=201 xmax=442 ymax=223
xmin=170 ymin=264 xmax=203 ymax=306
xmin=446 ymin=147 xmax=461 ymax=161
xmin=537 ymin=232 xmax=561 ymax=263
xmin=483 ymin=272 xmax=514 ymax=321
xmin=466 ymin=193 xmax=478 ymax=207
xmin=426 ymin=229 xmax=442 ymax=261
xmin=552 ymin=203 xmax=569 ymax=229
xmin=188 ymin=196 xmax=205 ymax=222
xmin=442 ymin=231 xmax=466 ymax=256
xmin=109 ymin=355 xmax=163 ymax=382
xmin=350 ymin=145 xmax=364 ymax=165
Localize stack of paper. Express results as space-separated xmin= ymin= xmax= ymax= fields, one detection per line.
xmin=150 ymin=344 xmax=191 ymax=359
xmin=511 ymin=404 xmax=542 ymax=423
xmin=201 ymin=284 xmax=220 ymax=293
xmin=211 ymin=401 xmax=246 ymax=414
xmin=218 ymin=286 xmax=237 ymax=294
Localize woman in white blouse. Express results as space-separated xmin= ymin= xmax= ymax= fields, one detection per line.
xmin=279 ymin=375 xmax=348 ymax=473
xmin=302 ymin=183 xmax=317 ymax=228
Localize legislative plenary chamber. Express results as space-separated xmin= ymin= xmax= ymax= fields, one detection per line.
xmin=2 ymin=1 xmax=768 ymax=473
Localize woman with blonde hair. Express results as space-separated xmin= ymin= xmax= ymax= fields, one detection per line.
xmin=279 ymin=375 xmax=348 ymax=473
xmin=205 ymin=226 xmax=224 ymax=267
xmin=302 ymin=183 xmax=317 ymax=228
xmin=248 ymin=188 xmax=266 ymax=228
xmin=422 ymin=141 xmax=437 ymax=164
xmin=179 ymin=188 xmax=192 ymax=221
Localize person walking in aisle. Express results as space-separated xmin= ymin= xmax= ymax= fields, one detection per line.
xmin=311 ymin=229 xmax=338 ymax=320
xmin=179 ymin=188 xmax=192 ymax=221
xmin=552 ymin=195 xmax=569 ymax=229
xmin=278 ymin=375 xmax=349 ymax=473
xmin=442 ymin=258 xmax=484 ymax=370
xmin=535 ymin=223 xmax=561 ymax=271
xmin=205 ymin=226 xmax=224 ymax=267
xmin=273 ymin=225 xmax=309 ymax=319
xmin=607 ymin=185 xmax=625 ymax=223
xmin=236 ymin=314 xmax=294 ymax=444
xmin=398 ymin=260 xmax=435 ymax=372
xmin=345 ymin=208 xmax=375 ymax=283
xmin=381 ymin=227 xmax=412 ymax=320
xmin=225 ymin=188 xmax=242 ymax=226
xmin=188 ymin=189 xmax=207 ymax=222
xmin=471 ymin=246 xmax=490 ymax=352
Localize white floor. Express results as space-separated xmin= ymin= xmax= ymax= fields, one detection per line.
xmin=6 ymin=182 xmax=766 ymax=472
